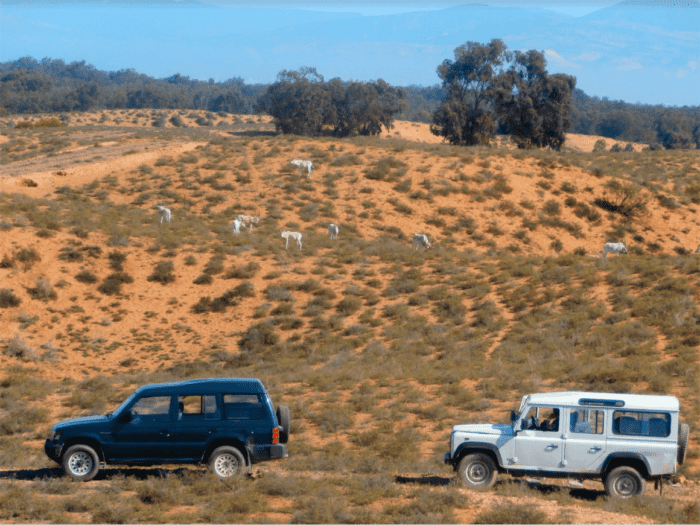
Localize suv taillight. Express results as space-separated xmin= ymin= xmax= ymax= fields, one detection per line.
xmin=272 ymin=427 xmax=279 ymax=444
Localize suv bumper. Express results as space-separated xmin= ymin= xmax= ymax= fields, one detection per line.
xmin=444 ymin=451 xmax=452 ymax=465
xmin=44 ymin=440 xmax=63 ymax=463
xmin=249 ymin=444 xmax=287 ymax=463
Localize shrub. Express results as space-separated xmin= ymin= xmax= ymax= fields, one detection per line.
xmin=97 ymin=272 xmax=133 ymax=295
xmin=474 ymin=503 xmax=549 ymax=524
xmin=147 ymin=261 xmax=175 ymax=284
xmin=108 ymin=251 xmax=127 ymax=271
xmin=542 ymin=199 xmax=560 ymax=216
xmin=0 ymin=254 xmax=14 ymax=268
xmin=75 ymin=270 xmax=98 ymax=284
xmin=0 ymin=289 xmax=21 ymax=308
xmin=593 ymin=181 xmax=648 ymax=218
xmin=3 ymin=334 xmax=37 ymax=360
xmin=27 ymin=276 xmax=56 ymax=301
xmin=336 ymin=296 xmax=362 ymax=316
xmin=239 ymin=321 xmax=278 ymax=352
xmin=193 ymin=273 xmax=213 ymax=285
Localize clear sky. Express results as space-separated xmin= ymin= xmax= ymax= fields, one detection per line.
xmin=195 ymin=0 xmax=618 ymax=17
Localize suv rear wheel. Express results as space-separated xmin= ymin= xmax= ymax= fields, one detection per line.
xmin=62 ymin=444 xmax=100 ymax=481
xmin=458 ymin=453 xmax=498 ymax=489
xmin=209 ymin=446 xmax=246 ymax=479
xmin=277 ymin=405 xmax=290 ymax=444
xmin=605 ymin=466 xmax=645 ymax=498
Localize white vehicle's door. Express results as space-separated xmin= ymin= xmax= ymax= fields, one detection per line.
xmin=562 ymin=408 xmax=607 ymax=471
xmin=513 ymin=406 xmax=564 ymax=471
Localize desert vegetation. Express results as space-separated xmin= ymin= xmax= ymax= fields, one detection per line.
xmin=0 ymin=109 xmax=699 ymax=523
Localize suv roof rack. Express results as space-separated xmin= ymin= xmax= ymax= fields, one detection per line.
xmin=579 ymin=398 xmax=625 ymax=407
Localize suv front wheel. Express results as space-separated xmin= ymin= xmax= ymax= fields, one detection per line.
xmin=209 ymin=446 xmax=246 ymax=479
xmin=62 ymin=444 xmax=100 ymax=481
xmin=605 ymin=466 xmax=645 ymax=498
xmin=458 ymin=453 xmax=498 ymax=489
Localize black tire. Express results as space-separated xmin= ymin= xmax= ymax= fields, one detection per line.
xmin=604 ymin=466 xmax=645 ymax=498
xmin=458 ymin=453 xmax=498 ymax=489
xmin=62 ymin=444 xmax=100 ymax=481
xmin=677 ymin=422 xmax=689 ymax=465
xmin=276 ymin=405 xmax=290 ymax=444
xmin=209 ymin=446 xmax=246 ymax=479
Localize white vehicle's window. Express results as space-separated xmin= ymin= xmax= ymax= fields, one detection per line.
xmin=570 ymin=409 xmax=604 ymax=434
xmin=521 ymin=407 xmax=560 ymax=431
xmin=132 ymin=396 xmax=171 ymax=419
xmin=613 ymin=411 xmax=671 ymax=437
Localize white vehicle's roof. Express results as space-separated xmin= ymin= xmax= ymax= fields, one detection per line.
xmin=524 ymin=391 xmax=679 ymax=412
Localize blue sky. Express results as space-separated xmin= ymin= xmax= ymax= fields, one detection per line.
xmin=195 ymin=1 xmax=617 ymax=17
xmin=1 ymin=1 xmax=698 ymax=106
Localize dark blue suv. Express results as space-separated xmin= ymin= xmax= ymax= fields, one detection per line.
xmin=45 ymin=378 xmax=290 ymax=480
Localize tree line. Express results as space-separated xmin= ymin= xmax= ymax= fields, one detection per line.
xmin=2 ymin=52 xmax=698 ymax=149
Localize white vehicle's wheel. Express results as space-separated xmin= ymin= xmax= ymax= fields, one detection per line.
xmin=458 ymin=452 xmax=498 ymax=489
xmin=605 ymin=466 xmax=645 ymax=498
xmin=209 ymin=446 xmax=246 ymax=479
xmin=677 ymin=422 xmax=689 ymax=465
xmin=62 ymin=444 xmax=100 ymax=481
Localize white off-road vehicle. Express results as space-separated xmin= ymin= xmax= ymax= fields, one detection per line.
xmin=444 ymin=391 xmax=689 ymax=497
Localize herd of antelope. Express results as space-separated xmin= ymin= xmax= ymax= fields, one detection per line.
xmin=154 ymin=159 xmax=700 ymax=256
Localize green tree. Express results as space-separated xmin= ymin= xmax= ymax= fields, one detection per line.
xmin=430 ymin=39 xmax=509 ymax=146
xmin=255 ymin=67 xmax=335 ymax=135
xmin=494 ymin=50 xmax=576 ymax=150
xmin=332 ymin=79 xmax=406 ymax=137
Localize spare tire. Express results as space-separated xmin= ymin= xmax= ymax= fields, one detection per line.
xmin=677 ymin=422 xmax=689 ymax=465
xmin=276 ymin=405 xmax=290 ymax=444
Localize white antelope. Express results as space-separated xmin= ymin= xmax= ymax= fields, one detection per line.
xmin=602 ymin=242 xmax=628 ymax=259
xmin=291 ymin=159 xmax=313 ymax=178
xmin=232 ymin=219 xmax=244 ymax=235
xmin=281 ymin=231 xmax=302 ymax=250
xmin=155 ymin=205 xmax=172 ymax=225
xmin=237 ymin=214 xmax=260 ymax=231
xmin=412 ymin=234 xmax=431 ymax=250
xmin=328 ymin=223 xmax=339 ymax=240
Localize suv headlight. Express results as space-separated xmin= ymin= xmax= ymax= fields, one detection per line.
xmin=48 ymin=430 xmax=62 ymax=441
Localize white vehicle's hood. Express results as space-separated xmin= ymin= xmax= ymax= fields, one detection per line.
xmin=453 ymin=423 xmax=514 ymax=436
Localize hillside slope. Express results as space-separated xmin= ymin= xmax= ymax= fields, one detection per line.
xmin=1 ymin=110 xmax=699 ymax=523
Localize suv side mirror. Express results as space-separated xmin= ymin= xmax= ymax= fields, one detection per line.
xmin=510 ymin=410 xmax=517 ymax=423
xmin=118 ymin=412 xmax=132 ymax=424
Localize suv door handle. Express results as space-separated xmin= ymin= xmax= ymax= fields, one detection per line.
xmin=545 ymin=444 xmax=558 ymax=450
xmin=159 ymin=430 xmax=170 ymax=437
xmin=209 ymin=429 xmax=217 ymax=434
xmin=589 ymin=446 xmax=602 ymax=452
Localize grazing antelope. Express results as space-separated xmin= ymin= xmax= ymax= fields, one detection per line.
xmin=328 ymin=223 xmax=339 ymax=240
xmin=237 ymin=214 xmax=260 ymax=231
xmin=155 ymin=205 xmax=172 ymax=225
xmin=291 ymin=159 xmax=313 ymax=178
xmin=232 ymin=219 xmax=244 ymax=235
xmin=281 ymin=231 xmax=302 ymax=250
xmin=412 ymin=234 xmax=431 ymax=250
xmin=602 ymin=242 xmax=628 ymax=259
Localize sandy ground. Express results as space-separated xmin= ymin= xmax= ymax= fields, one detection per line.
xmin=1 ymin=111 xmax=699 ymax=523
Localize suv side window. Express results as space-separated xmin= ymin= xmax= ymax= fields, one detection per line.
xmin=178 ymin=395 xmax=219 ymax=420
xmin=131 ymin=396 xmax=171 ymax=420
xmin=223 ymin=394 xmax=263 ymax=420
xmin=613 ymin=411 xmax=671 ymax=437
xmin=569 ymin=409 xmax=604 ymax=434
